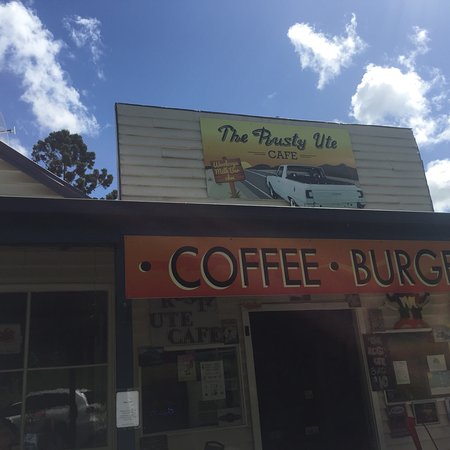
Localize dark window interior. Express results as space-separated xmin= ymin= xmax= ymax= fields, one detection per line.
xmin=28 ymin=291 xmax=107 ymax=367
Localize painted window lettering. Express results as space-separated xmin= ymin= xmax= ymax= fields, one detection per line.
xmin=266 ymin=164 xmax=365 ymax=208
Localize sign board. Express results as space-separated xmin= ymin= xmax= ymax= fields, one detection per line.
xmin=0 ymin=324 xmax=21 ymax=354
xmin=116 ymin=390 xmax=140 ymax=428
xmin=201 ymin=360 xmax=226 ymax=401
xmin=200 ymin=118 xmax=362 ymax=206
xmin=363 ymin=334 xmax=393 ymax=391
xmin=211 ymin=158 xmax=245 ymax=183
xmin=124 ymin=236 xmax=450 ymax=299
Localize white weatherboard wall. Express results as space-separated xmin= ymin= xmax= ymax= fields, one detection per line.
xmin=0 ymin=158 xmax=63 ymax=198
xmin=116 ymin=103 xmax=433 ymax=211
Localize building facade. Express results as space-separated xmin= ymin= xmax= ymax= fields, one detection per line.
xmin=1 ymin=105 xmax=449 ymax=450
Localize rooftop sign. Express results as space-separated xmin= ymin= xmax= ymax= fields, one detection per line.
xmin=200 ymin=118 xmax=363 ymax=207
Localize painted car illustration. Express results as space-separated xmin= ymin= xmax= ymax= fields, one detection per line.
xmin=266 ymin=164 xmax=365 ymax=208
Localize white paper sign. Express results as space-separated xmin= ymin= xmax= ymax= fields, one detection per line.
xmin=116 ymin=391 xmax=139 ymax=428
xmin=201 ymin=360 xmax=226 ymax=401
xmin=393 ymin=360 xmax=411 ymax=385
xmin=427 ymin=354 xmax=447 ymax=372
xmin=178 ymin=354 xmax=197 ymax=381
xmin=0 ymin=324 xmax=22 ymax=354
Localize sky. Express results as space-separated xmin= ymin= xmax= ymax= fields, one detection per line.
xmin=0 ymin=0 xmax=449 ymax=209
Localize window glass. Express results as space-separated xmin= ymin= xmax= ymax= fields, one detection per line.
xmin=0 ymin=372 xmax=22 ymax=449
xmin=0 ymin=293 xmax=27 ymax=370
xmin=25 ymin=366 xmax=108 ymax=449
xmin=28 ymin=292 xmax=107 ymax=367
xmin=140 ymin=346 xmax=243 ymax=434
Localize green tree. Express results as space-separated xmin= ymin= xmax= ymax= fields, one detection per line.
xmin=32 ymin=129 xmax=114 ymax=197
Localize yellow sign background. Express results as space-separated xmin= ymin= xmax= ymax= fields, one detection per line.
xmin=200 ymin=118 xmax=356 ymax=169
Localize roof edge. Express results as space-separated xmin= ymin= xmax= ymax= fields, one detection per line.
xmin=0 ymin=141 xmax=88 ymax=199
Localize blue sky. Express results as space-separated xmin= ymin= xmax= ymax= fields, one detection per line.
xmin=0 ymin=0 xmax=449 ymax=209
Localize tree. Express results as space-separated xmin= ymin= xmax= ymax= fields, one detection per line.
xmin=32 ymin=129 xmax=114 ymax=197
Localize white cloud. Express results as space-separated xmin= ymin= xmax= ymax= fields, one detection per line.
xmin=425 ymin=159 xmax=450 ymax=212
xmin=287 ymin=14 xmax=366 ymax=89
xmin=0 ymin=1 xmax=99 ymax=135
xmin=0 ymin=135 xmax=29 ymax=156
xmin=350 ymin=27 xmax=450 ymax=147
xmin=63 ymin=15 xmax=104 ymax=80
xmin=350 ymin=64 xmax=434 ymax=143
xmin=398 ymin=26 xmax=430 ymax=71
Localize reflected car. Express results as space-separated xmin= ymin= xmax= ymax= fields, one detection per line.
xmin=1 ymin=389 xmax=106 ymax=449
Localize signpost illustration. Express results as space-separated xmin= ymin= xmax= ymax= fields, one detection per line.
xmin=210 ymin=157 xmax=245 ymax=198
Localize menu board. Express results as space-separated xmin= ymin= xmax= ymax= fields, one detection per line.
xmin=363 ymin=334 xmax=394 ymax=391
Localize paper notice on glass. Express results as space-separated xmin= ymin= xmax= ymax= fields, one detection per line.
xmin=427 ymin=354 xmax=447 ymax=372
xmin=429 ymin=371 xmax=450 ymax=396
xmin=116 ymin=391 xmax=139 ymax=428
xmin=201 ymin=360 xmax=226 ymax=401
xmin=178 ymin=353 xmax=197 ymax=381
xmin=0 ymin=324 xmax=22 ymax=354
xmin=393 ymin=361 xmax=410 ymax=385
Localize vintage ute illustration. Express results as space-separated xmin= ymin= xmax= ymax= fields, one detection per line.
xmin=266 ymin=164 xmax=366 ymax=208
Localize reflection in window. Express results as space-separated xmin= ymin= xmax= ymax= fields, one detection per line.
xmin=0 ymin=373 xmax=22 ymax=450
xmin=0 ymin=290 xmax=109 ymax=449
xmin=0 ymin=293 xmax=26 ymax=450
xmin=29 ymin=292 xmax=107 ymax=368
xmin=140 ymin=347 xmax=243 ymax=434
xmin=0 ymin=293 xmax=27 ymax=371
xmin=23 ymin=366 xmax=108 ymax=450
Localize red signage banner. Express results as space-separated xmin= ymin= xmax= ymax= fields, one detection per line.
xmin=124 ymin=236 xmax=450 ymax=299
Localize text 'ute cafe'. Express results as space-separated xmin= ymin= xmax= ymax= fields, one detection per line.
xmin=1 ymin=103 xmax=450 ymax=450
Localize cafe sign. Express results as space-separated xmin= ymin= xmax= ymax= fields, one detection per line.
xmin=124 ymin=236 xmax=450 ymax=299
xmin=200 ymin=118 xmax=359 ymax=202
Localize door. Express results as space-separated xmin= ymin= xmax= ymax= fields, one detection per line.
xmin=248 ymin=309 xmax=372 ymax=450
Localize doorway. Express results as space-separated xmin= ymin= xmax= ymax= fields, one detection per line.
xmin=248 ymin=309 xmax=372 ymax=450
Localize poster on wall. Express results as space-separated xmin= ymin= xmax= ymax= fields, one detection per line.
xmin=116 ymin=390 xmax=140 ymax=428
xmin=177 ymin=353 xmax=197 ymax=382
xmin=201 ymin=360 xmax=226 ymax=401
xmin=393 ymin=360 xmax=411 ymax=385
xmin=200 ymin=118 xmax=365 ymax=208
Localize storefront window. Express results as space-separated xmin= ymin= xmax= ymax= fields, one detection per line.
xmin=0 ymin=372 xmax=22 ymax=449
xmin=0 ymin=290 xmax=109 ymax=450
xmin=29 ymin=292 xmax=107 ymax=368
xmin=0 ymin=293 xmax=27 ymax=370
xmin=140 ymin=346 xmax=243 ymax=434
xmin=0 ymin=293 xmax=26 ymax=450
xmin=24 ymin=366 xmax=108 ymax=449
